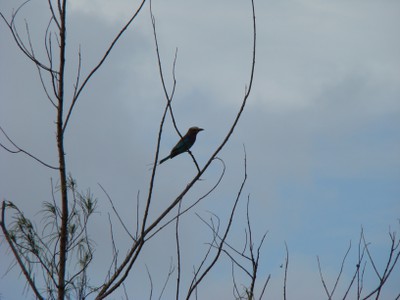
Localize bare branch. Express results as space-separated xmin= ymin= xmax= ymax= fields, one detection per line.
xmin=146 ymin=157 xmax=226 ymax=241
xmin=141 ymin=0 xmax=257 ymax=248
xmin=1 ymin=0 xmax=258 ymax=298
xmin=72 ymin=46 xmax=82 ymax=101
xmin=317 ymin=256 xmax=330 ymax=299
xmin=316 ymin=241 xmax=352 ymax=299
xmin=283 ymin=242 xmax=289 ymax=300
xmin=0 ymin=0 xmax=57 ymax=73
xmin=99 ymin=183 xmax=135 ymax=241
xmin=159 ymin=258 xmax=175 ymax=300
xmin=31 ymin=17 xmax=58 ymax=108
xmin=95 ymin=100 xmax=171 ymax=298
xmin=47 ymin=0 xmax=61 ymax=29
xmin=362 ymin=232 xmax=381 ymax=281
xmin=188 ymin=213 xmax=221 ymax=298
xmin=0 ymin=126 xmax=58 ymax=170
xmin=107 ymin=213 xmax=118 ymax=272
xmin=136 ymin=190 xmax=140 ymax=240
xmin=332 ymin=241 xmax=351 ymax=297
xmin=362 ymin=228 xmax=400 ymax=299
xmin=150 ymin=0 xmax=202 ymax=172
xmin=231 ymin=261 xmax=241 ymax=299
xmin=145 ymin=265 xmax=154 ymax=300
xmin=258 ymin=275 xmax=271 ymax=300
xmin=175 ymin=200 xmax=182 ymax=300
xmin=187 ymin=145 xmax=248 ymax=298
xmin=63 ymin=0 xmax=147 ymax=133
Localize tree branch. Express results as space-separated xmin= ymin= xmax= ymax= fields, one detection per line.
xmin=62 ymin=0 xmax=147 ymax=133
xmin=0 ymin=126 xmax=58 ymax=170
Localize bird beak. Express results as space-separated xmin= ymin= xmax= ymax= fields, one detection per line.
xmin=198 ymin=128 xmax=204 ymax=132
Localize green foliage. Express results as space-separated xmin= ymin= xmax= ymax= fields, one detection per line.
xmin=3 ymin=175 xmax=97 ymax=299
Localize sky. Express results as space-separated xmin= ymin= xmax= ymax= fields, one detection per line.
xmin=1 ymin=0 xmax=399 ymax=299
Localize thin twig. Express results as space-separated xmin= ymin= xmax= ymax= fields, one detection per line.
xmin=145 ymin=265 xmax=154 ymax=300
xmin=317 ymin=256 xmax=330 ymax=299
xmin=150 ymin=1 xmax=201 ymax=172
xmin=47 ymin=0 xmax=61 ymax=29
xmin=159 ymin=258 xmax=175 ymax=300
xmin=343 ymin=234 xmax=366 ymax=299
xmin=0 ymin=0 xmax=56 ymax=73
xmin=63 ymin=0 xmax=147 ymax=133
xmin=283 ymin=242 xmax=289 ymax=300
xmin=96 ymin=0 xmax=256 ymax=296
xmin=187 ymin=145 xmax=248 ymax=299
xmin=331 ymin=241 xmax=352 ymax=297
xmin=0 ymin=126 xmax=58 ymax=170
xmin=99 ymin=183 xmax=135 ymax=241
xmin=259 ymin=274 xmax=271 ymax=300
xmin=146 ymin=157 xmax=225 ymax=241
xmin=175 ymin=200 xmax=182 ymax=300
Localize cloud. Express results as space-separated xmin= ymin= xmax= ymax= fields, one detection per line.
xmin=254 ymin=0 xmax=400 ymax=111
xmin=68 ymin=0 xmax=142 ymax=22
xmin=1 ymin=0 xmax=399 ymax=299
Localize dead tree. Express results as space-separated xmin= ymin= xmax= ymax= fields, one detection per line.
xmin=0 ymin=0 xmax=263 ymax=299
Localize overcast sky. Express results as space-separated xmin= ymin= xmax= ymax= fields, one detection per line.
xmin=1 ymin=0 xmax=399 ymax=299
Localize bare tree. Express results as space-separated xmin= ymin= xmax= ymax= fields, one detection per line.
xmin=317 ymin=226 xmax=400 ymax=300
xmin=1 ymin=1 xmax=399 ymax=300
xmin=1 ymin=0 xmax=147 ymax=298
xmin=1 ymin=0 xmax=264 ymax=299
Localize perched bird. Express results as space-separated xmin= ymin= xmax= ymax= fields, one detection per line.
xmin=159 ymin=127 xmax=204 ymax=164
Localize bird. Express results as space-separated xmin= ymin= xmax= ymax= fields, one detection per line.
xmin=159 ymin=127 xmax=204 ymax=164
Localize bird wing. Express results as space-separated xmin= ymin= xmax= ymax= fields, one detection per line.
xmin=171 ymin=137 xmax=190 ymax=158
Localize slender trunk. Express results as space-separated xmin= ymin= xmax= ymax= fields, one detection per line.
xmin=57 ymin=1 xmax=68 ymax=299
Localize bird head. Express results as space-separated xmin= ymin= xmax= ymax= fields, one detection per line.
xmin=188 ymin=127 xmax=204 ymax=135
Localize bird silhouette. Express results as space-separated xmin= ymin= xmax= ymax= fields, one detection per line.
xmin=159 ymin=127 xmax=203 ymax=164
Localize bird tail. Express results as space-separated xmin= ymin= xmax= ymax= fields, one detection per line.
xmin=159 ymin=155 xmax=170 ymax=164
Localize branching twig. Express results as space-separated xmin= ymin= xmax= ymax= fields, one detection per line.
xmin=62 ymin=0 xmax=147 ymax=132
xmin=0 ymin=0 xmax=56 ymax=73
xmin=159 ymin=258 xmax=175 ymax=300
xmin=317 ymin=256 xmax=330 ymax=299
xmin=362 ymin=229 xmax=400 ymax=299
xmin=187 ymin=145 xmax=248 ymax=299
xmin=150 ymin=0 xmax=201 ymax=172
xmin=146 ymin=157 xmax=226 ymax=241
